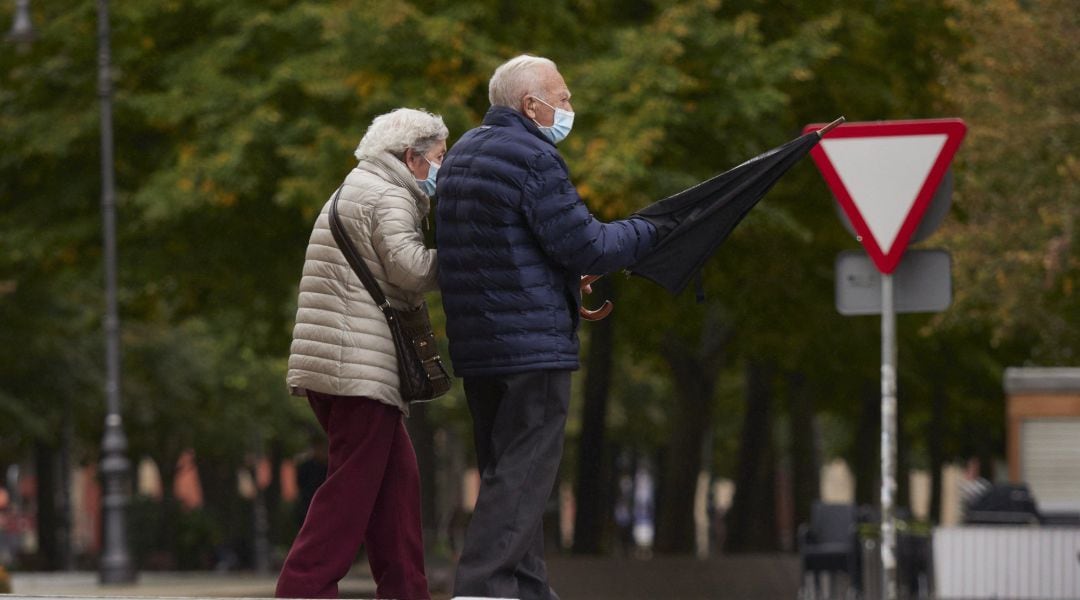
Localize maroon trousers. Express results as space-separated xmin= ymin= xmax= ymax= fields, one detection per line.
xmin=275 ymin=391 xmax=429 ymax=599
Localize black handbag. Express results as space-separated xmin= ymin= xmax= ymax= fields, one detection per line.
xmin=327 ymin=185 xmax=451 ymax=402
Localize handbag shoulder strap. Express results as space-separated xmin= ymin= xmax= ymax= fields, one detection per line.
xmin=328 ymin=185 xmax=393 ymax=318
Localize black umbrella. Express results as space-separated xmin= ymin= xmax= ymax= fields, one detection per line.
xmin=579 ymin=117 xmax=844 ymax=320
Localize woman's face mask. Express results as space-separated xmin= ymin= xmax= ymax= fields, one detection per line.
xmin=530 ymin=96 xmax=575 ymax=145
xmin=417 ymin=156 xmax=439 ymax=197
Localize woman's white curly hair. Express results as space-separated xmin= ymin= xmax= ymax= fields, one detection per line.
xmin=354 ymin=108 xmax=448 ymax=161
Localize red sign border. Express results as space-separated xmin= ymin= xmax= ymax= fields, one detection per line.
xmin=803 ymin=119 xmax=967 ymax=274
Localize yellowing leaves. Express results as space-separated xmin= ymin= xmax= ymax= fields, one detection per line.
xmin=196 ymin=179 xmax=236 ymax=207
xmin=937 ymin=0 xmax=1080 ymax=358
xmin=178 ymin=144 xmax=197 ymax=165
xmin=345 ymin=71 xmax=390 ymax=99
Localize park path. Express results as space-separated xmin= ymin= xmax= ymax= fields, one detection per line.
xmin=8 ymin=553 xmax=799 ymax=600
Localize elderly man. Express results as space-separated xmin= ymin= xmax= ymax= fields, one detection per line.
xmin=436 ymin=55 xmax=657 ymax=600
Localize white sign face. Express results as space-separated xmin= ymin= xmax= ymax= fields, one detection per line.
xmin=803 ymin=119 xmax=967 ymax=274
xmin=820 ymin=135 xmax=947 ymax=255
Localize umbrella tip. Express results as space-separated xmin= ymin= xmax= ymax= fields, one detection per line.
xmin=816 ymin=116 xmax=846 ymax=138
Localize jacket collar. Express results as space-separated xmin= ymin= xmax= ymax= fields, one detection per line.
xmin=482 ymin=106 xmax=554 ymax=147
xmin=357 ymin=151 xmax=430 ymax=217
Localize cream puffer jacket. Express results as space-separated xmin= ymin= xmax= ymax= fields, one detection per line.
xmin=286 ymin=153 xmax=438 ymax=414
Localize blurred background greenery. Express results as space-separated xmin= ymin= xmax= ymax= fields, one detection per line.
xmin=0 ymin=0 xmax=1076 ymax=572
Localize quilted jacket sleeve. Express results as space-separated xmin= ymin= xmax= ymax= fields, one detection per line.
xmin=370 ymin=188 xmax=438 ymax=295
xmin=521 ymin=150 xmax=656 ymax=275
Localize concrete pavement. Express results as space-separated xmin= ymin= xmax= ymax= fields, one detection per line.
xmin=8 ymin=571 xmax=348 ymax=598
xmin=6 ymin=554 xmax=800 ymax=600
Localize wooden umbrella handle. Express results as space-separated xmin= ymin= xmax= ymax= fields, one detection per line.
xmin=579 ymin=274 xmax=613 ymax=321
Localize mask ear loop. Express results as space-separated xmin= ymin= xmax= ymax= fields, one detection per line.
xmin=527 ymin=95 xmax=558 ymax=129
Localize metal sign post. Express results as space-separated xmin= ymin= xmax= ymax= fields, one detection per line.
xmin=807 ymin=118 xmax=968 ymax=600
xmin=880 ymin=274 xmax=898 ymax=600
xmin=836 ymin=248 xmax=952 ymax=599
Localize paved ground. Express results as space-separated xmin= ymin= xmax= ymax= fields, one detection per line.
xmin=546 ymin=554 xmax=800 ymax=600
xmin=7 ymin=553 xmax=800 ymax=599
xmin=8 ymin=571 xmax=347 ymax=598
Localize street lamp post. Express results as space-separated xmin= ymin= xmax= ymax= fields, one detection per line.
xmin=94 ymin=0 xmax=135 ymax=584
xmin=7 ymin=0 xmax=134 ymax=581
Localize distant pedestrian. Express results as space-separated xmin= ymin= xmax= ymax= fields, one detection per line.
xmin=614 ymin=472 xmax=634 ymax=555
xmin=277 ymin=108 xmax=447 ymax=600
xmin=436 ymin=54 xmax=657 ymax=600
xmin=632 ymin=463 xmax=655 ymax=557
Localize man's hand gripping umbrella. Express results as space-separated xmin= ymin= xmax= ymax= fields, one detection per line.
xmin=578 ymin=116 xmax=846 ymax=321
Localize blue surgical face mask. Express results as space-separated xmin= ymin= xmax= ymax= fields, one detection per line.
xmin=417 ymin=156 xmax=439 ymax=197
xmin=530 ymin=96 xmax=575 ymax=145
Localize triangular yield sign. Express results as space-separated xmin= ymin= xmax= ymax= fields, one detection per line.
xmin=803 ymin=119 xmax=966 ymax=273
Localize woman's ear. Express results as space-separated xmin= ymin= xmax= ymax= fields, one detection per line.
xmin=402 ymin=147 xmax=428 ymax=179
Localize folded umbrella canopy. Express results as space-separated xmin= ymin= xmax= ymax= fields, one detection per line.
xmin=579 ymin=117 xmax=844 ymax=319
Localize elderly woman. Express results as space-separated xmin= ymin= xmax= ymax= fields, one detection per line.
xmin=276 ymin=108 xmax=447 ymax=600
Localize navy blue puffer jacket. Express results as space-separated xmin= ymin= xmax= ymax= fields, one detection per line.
xmin=436 ymin=107 xmax=656 ymax=376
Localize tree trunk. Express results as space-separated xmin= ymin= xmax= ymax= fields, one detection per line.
xmin=724 ymin=360 xmax=779 ymax=553
xmin=853 ymin=381 xmax=880 ymax=508
xmin=928 ymin=383 xmax=946 ymax=524
xmin=573 ymin=277 xmax=615 ymax=554
xmin=58 ymin=403 xmax=74 ymax=570
xmin=655 ymin=352 xmax=712 ymax=553
xmin=654 ymin=318 xmax=726 ymax=554
xmin=252 ymin=473 xmax=271 ymax=574
xmin=199 ymin=457 xmax=245 ymax=569
xmin=406 ymin=405 xmax=438 ymax=553
xmin=154 ymin=450 xmax=179 ymax=568
xmin=266 ymin=438 xmax=284 ymax=537
xmin=35 ymin=441 xmax=59 ymax=570
xmin=787 ymin=371 xmax=819 ymax=547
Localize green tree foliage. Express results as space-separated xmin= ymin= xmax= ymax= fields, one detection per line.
xmin=1 ymin=0 xmax=1075 ymax=566
xmin=936 ymin=0 xmax=1080 ymax=363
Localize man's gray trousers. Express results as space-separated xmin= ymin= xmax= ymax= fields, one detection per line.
xmin=452 ymin=369 xmax=570 ymax=600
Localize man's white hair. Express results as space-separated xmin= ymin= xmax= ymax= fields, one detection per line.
xmin=488 ymin=54 xmax=558 ymax=109
xmin=354 ymin=108 xmax=448 ymax=161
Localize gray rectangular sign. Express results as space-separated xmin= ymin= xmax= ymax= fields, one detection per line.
xmin=835 ymin=249 xmax=952 ymax=316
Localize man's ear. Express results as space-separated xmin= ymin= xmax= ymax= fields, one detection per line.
xmin=521 ymin=96 xmax=537 ymax=120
